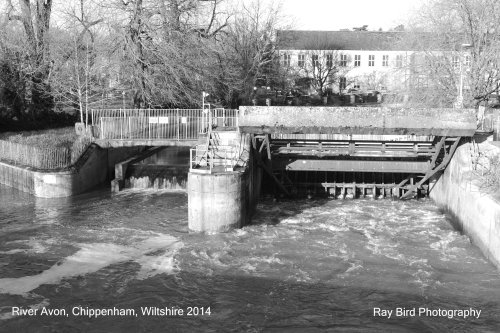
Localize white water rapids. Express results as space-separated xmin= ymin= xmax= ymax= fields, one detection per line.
xmin=1 ymin=184 xmax=499 ymax=332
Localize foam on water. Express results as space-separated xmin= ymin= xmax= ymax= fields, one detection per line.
xmin=0 ymin=234 xmax=182 ymax=295
xmin=1 ymin=238 xmax=51 ymax=255
xmin=0 ymin=298 xmax=50 ymax=321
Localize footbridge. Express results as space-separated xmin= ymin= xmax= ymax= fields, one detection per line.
xmin=89 ymin=108 xmax=238 ymax=147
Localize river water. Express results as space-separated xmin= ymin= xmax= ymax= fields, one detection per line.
xmin=1 ymin=184 xmax=500 ymax=332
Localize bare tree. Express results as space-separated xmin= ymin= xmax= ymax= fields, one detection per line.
xmin=296 ymin=49 xmax=350 ymax=96
xmin=222 ymin=0 xmax=286 ymax=105
xmin=49 ymin=0 xmax=110 ymax=123
xmin=405 ymin=0 xmax=500 ymax=107
xmin=103 ymin=0 xmax=230 ymax=108
xmin=0 ymin=14 xmax=28 ymax=119
xmin=6 ymin=0 xmax=54 ymax=116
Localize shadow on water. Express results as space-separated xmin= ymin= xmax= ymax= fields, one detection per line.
xmin=437 ymin=207 xmax=465 ymax=235
xmin=0 ymin=271 xmax=496 ymax=333
xmin=2 ymin=184 xmax=500 ymax=332
xmin=250 ymin=196 xmax=338 ymax=227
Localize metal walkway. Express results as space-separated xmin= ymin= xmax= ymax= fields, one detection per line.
xmin=89 ymin=108 xmax=238 ymax=147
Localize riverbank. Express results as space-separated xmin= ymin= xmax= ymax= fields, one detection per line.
xmin=0 ymin=144 xmax=143 ymax=198
xmin=430 ymin=139 xmax=500 ymax=269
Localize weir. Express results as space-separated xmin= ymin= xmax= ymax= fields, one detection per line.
xmin=239 ymin=106 xmax=476 ymax=201
xmin=89 ymin=106 xmax=476 ymax=232
xmin=83 ymin=106 xmax=478 ymax=232
xmin=0 ymin=107 xmax=478 ymax=231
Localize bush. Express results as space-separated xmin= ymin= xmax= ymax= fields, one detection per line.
xmin=2 ymin=127 xmax=77 ymax=149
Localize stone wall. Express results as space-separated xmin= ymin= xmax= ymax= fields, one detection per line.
xmin=430 ymin=140 xmax=500 ymax=268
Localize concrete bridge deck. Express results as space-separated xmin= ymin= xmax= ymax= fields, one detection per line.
xmin=238 ymin=106 xmax=477 ymax=136
xmin=90 ymin=106 xmax=477 ymax=146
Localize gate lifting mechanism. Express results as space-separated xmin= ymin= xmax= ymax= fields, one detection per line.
xmin=253 ymin=135 xmax=462 ymax=199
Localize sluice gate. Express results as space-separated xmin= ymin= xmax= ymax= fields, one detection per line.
xmin=240 ymin=106 xmax=476 ymax=199
xmin=88 ymin=105 xmax=479 ymax=232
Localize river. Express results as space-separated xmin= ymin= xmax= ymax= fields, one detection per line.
xmin=1 ymin=184 xmax=499 ymax=332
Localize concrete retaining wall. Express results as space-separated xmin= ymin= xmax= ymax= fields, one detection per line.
xmin=0 ymin=145 xmax=142 ymax=197
xmin=430 ymin=140 xmax=500 ymax=268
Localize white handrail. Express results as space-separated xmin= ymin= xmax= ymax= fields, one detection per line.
xmin=90 ymin=108 xmax=239 ymax=140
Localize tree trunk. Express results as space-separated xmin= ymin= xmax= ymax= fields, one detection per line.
xmin=128 ymin=0 xmax=148 ymax=108
xmin=16 ymin=0 xmax=54 ymax=117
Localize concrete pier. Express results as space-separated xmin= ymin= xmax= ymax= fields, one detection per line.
xmin=187 ymin=131 xmax=260 ymax=232
xmin=188 ymin=171 xmax=249 ymax=232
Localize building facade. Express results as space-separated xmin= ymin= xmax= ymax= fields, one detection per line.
xmin=276 ymin=30 xmax=418 ymax=95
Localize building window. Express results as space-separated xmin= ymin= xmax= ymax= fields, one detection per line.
xmin=465 ymin=55 xmax=471 ymax=67
xmin=282 ymin=54 xmax=291 ymax=67
xmin=396 ymin=54 xmax=403 ymax=68
xmin=354 ymin=55 xmax=361 ymax=67
xmin=382 ymin=55 xmax=389 ymax=66
xmin=368 ymin=55 xmax=375 ymax=67
xmin=326 ymin=54 xmax=333 ymax=68
xmin=340 ymin=54 xmax=347 ymax=67
xmin=298 ymin=54 xmax=305 ymax=68
xmin=312 ymin=54 xmax=319 ymax=67
xmin=452 ymin=55 xmax=459 ymax=69
xmin=339 ymin=77 xmax=346 ymax=91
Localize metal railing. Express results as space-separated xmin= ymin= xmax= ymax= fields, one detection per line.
xmin=0 ymin=140 xmax=70 ymax=169
xmin=90 ymin=108 xmax=238 ymax=141
xmin=212 ymin=108 xmax=239 ymax=128
xmin=190 ymin=145 xmax=242 ymax=173
xmin=0 ymin=138 xmax=93 ymax=170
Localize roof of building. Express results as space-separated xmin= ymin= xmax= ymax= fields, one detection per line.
xmin=276 ymin=30 xmax=438 ymax=51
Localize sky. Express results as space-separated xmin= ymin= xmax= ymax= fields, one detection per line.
xmin=280 ymin=0 xmax=425 ymax=31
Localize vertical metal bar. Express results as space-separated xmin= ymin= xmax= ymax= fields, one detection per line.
xmin=128 ymin=111 xmax=131 ymax=139
xmin=120 ymin=109 xmax=123 ymax=139
xmin=177 ymin=109 xmax=180 ymax=141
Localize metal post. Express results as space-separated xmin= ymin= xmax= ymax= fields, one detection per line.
xmin=176 ymin=109 xmax=180 ymax=141
xmin=128 ymin=115 xmax=131 ymax=139
xmin=190 ymin=149 xmax=193 ymax=170
xmin=120 ymin=109 xmax=123 ymax=139
xmin=457 ymin=43 xmax=472 ymax=108
xmin=458 ymin=55 xmax=463 ymax=108
xmin=208 ymin=104 xmax=212 ymax=135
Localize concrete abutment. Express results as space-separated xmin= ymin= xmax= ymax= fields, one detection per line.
xmin=0 ymin=145 xmax=143 ymax=198
xmin=430 ymin=140 xmax=500 ymax=268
